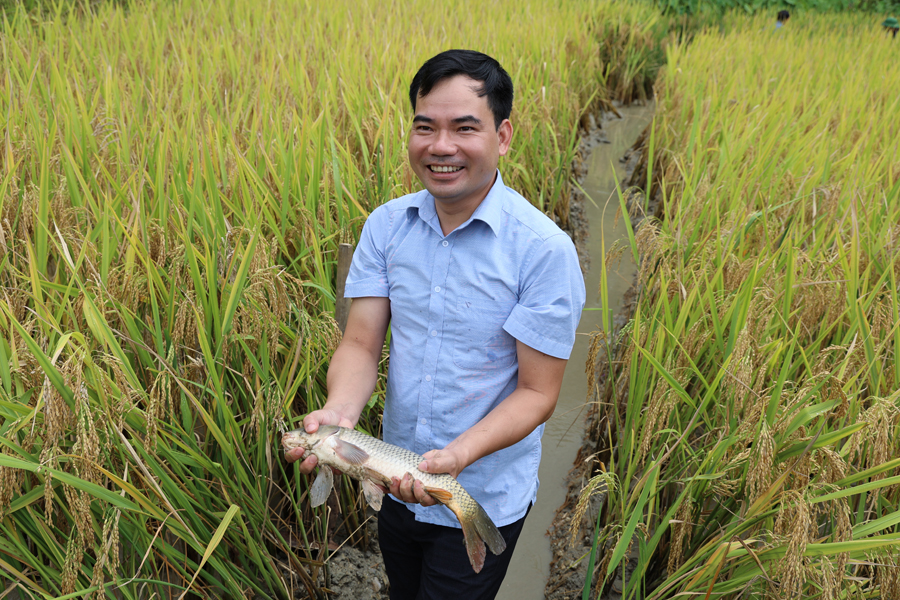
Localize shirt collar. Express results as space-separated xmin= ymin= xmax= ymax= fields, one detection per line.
xmin=409 ymin=170 xmax=506 ymax=237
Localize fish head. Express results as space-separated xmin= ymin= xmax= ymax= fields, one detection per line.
xmin=281 ymin=425 xmax=341 ymax=452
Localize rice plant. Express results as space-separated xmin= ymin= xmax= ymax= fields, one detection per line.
xmin=0 ymin=0 xmax=679 ymax=596
xmin=580 ymin=12 xmax=900 ymax=599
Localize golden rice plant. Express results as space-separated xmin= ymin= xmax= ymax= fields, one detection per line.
xmin=0 ymin=0 xmax=677 ymax=597
xmin=578 ymin=11 xmax=900 ymax=599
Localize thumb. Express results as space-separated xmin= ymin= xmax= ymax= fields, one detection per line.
xmin=418 ymin=449 xmax=438 ymax=473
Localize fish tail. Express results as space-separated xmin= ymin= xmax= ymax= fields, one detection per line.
xmin=459 ymin=513 xmax=488 ymax=573
xmin=458 ymin=501 xmax=507 ymax=573
xmin=425 ymin=485 xmax=508 ymax=573
xmin=472 ymin=501 xmax=507 ymax=557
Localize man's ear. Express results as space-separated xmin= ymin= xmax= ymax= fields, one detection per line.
xmin=497 ymin=119 xmax=513 ymax=157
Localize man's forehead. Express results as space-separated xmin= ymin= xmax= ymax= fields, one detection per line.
xmin=417 ymin=74 xmax=483 ymax=97
xmin=413 ymin=77 xmax=490 ymax=119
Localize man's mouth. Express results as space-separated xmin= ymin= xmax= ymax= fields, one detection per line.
xmin=428 ymin=165 xmax=463 ymax=173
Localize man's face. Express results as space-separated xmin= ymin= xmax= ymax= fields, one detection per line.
xmin=408 ymin=75 xmax=512 ymax=212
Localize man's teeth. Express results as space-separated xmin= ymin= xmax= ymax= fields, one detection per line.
xmin=430 ymin=166 xmax=462 ymax=173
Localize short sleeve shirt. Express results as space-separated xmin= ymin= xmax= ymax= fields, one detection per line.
xmin=344 ymin=171 xmax=586 ymax=528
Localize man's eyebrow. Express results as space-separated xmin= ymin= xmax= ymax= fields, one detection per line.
xmin=411 ymin=115 xmax=483 ymax=125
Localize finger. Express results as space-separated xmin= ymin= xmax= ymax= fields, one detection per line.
xmin=404 ymin=472 xmax=422 ymax=503
xmin=389 ymin=476 xmax=406 ymax=502
xmin=284 ymin=447 xmax=306 ymax=463
xmin=413 ymin=480 xmax=436 ymax=507
xmin=302 ymin=414 xmax=320 ymax=433
xmin=400 ymin=473 xmax=416 ymax=503
xmin=297 ymin=454 xmax=319 ymax=475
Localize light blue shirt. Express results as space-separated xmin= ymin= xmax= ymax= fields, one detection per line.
xmin=344 ymin=171 xmax=586 ymax=528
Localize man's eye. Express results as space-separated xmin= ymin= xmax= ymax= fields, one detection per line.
xmin=459 ymin=126 xmax=474 ymax=132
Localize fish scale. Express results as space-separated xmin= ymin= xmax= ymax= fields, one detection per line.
xmin=282 ymin=425 xmax=507 ymax=573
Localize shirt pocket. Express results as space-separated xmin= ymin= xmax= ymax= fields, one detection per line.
xmin=452 ymin=297 xmax=516 ymax=370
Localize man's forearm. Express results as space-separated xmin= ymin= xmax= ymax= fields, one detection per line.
xmin=321 ymin=340 xmax=382 ymax=424
xmin=445 ymin=387 xmax=556 ymax=472
xmin=417 ymin=341 xmax=568 ymax=480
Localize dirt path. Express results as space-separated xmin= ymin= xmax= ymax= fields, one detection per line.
xmin=544 ymin=105 xmax=654 ymax=600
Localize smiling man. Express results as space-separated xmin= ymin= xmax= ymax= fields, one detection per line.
xmin=285 ymin=50 xmax=585 ymax=599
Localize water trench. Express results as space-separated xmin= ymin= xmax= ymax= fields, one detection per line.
xmin=497 ymin=103 xmax=655 ymax=600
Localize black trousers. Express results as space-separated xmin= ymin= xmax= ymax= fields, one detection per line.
xmin=378 ymin=497 xmax=530 ymax=600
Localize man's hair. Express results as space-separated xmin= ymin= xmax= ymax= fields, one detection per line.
xmin=777 ymin=10 xmax=790 ymax=21
xmin=409 ymin=50 xmax=514 ymax=130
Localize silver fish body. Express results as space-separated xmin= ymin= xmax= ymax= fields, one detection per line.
xmin=282 ymin=425 xmax=506 ymax=572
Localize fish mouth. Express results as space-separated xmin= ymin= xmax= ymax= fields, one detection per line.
xmin=281 ymin=430 xmax=308 ymax=450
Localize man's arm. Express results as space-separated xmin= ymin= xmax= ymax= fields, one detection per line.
xmin=285 ymin=296 xmax=391 ymax=472
xmin=392 ymin=339 xmax=567 ymax=505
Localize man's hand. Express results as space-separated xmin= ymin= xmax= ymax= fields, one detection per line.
xmin=284 ymin=409 xmax=355 ymax=473
xmin=389 ymin=473 xmax=438 ymax=507
xmin=389 ymin=447 xmax=465 ymax=506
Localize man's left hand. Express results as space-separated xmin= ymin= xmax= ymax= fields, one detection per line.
xmin=389 ymin=448 xmax=464 ymax=506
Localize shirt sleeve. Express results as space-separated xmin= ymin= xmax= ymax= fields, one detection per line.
xmin=344 ymin=207 xmax=390 ymax=298
xmin=502 ymin=233 xmax=585 ymax=359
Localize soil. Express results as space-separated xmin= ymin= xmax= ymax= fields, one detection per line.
xmin=318 ymin=518 xmax=389 ymax=600
xmin=300 ymin=105 xmax=654 ymax=600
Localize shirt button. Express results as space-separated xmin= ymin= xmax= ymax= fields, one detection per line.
xmin=434 ymin=286 xmax=441 ymax=293
xmin=442 ymin=241 xmax=449 ymax=247
xmin=425 ymin=375 xmax=432 ymax=382
xmin=420 ymin=418 xmax=427 ymax=425
xmin=431 ymin=330 xmax=437 ymax=337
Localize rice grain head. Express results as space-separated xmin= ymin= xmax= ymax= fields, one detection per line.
xmin=876 ymin=551 xmax=900 ymax=600
xmin=568 ymin=470 xmax=617 ymax=550
xmin=90 ymin=506 xmax=121 ymax=600
xmin=667 ymin=495 xmax=693 ymax=576
xmin=585 ymin=328 xmax=608 ymax=404
xmin=775 ymin=490 xmax=810 ymax=599
xmin=747 ymin=420 xmax=776 ymax=505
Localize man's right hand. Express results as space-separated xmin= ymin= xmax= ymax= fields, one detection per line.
xmin=284 ymin=409 xmax=356 ymax=474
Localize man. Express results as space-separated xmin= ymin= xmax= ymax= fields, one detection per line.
xmin=883 ymin=17 xmax=899 ymax=38
xmin=285 ymin=49 xmax=585 ymax=599
xmin=776 ymin=9 xmax=790 ymax=29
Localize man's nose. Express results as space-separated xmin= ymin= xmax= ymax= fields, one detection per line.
xmin=429 ymin=130 xmax=456 ymax=155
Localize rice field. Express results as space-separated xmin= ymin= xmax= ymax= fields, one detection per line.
xmin=581 ymin=12 xmax=900 ymax=599
xmin=0 ymin=0 xmax=671 ymax=597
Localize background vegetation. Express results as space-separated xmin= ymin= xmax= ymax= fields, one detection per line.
xmin=582 ymin=11 xmax=900 ymax=599
xmin=653 ymin=0 xmax=900 ymax=15
xmin=0 ymin=0 xmax=668 ymax=597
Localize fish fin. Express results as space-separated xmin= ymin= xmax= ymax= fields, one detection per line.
xmin=453 ymin=498 xmax=507 ymax=573
xmin=309 ymin=467 xmax=334 ymax=507
xmin=332 ymin=438 xmax=370 ymax=465
xmin=459 ymin=516 xmax=488 ymax=573
xmin=422 ymin=486 xmax=453 ymax=504
xmin=472 ymin=501 xmax=507 ymax=556
xmin=361 ymin=479 xmax=384 ymax=511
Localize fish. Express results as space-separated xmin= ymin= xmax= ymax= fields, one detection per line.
xmin=282 ymin=424 xmax=507 ymax=573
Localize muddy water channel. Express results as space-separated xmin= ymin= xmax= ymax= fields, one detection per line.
xmin=497 ymin=104 xmax=654 ymax=600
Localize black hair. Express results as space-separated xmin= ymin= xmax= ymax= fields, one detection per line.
xmin=409 ymin=49 xmax=514 ymax=130
xmin=777 ymin=10 xmax=790 ymax=21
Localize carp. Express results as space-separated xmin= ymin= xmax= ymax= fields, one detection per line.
xmin=282 ymin=425 xmax=507 ymax=573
